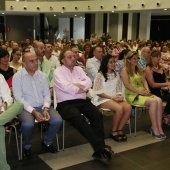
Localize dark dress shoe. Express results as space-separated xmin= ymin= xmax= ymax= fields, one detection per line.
xmin=23 ymin=148 xmax=31 ymax=159
xmin=41 ymin=141 xmax=57 ymax=153
xmin=92 ymin=151 xmax=110 ymax=164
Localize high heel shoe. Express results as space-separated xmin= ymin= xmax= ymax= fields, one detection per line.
xmin=117 ymin=130 xmax=127 ymax=142
xmin=109 ymin=131 xmax=122 ymax=142
xmin=150 ymin=127 xmax=162 ymax=140
xmin=160 ymin=134 xmax=166 ymax=139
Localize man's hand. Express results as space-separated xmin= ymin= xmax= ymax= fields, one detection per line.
xmin=73 ymin=83 xmax=85 ymax=89
xmin=43 ymin=109 xmax=50 ymax=121
xmin=32 ymin=110 xmax=45 ymax=122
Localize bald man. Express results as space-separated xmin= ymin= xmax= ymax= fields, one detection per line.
xmin=12 ymin=52 xmax=62 ymax=159
xmin=34 ymin=42 xmax=54 ymax=88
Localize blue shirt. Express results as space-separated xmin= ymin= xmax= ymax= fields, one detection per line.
xmin=12 ymin=68 xmax=51 ymax=113
xmin=138 ymin=57 xmax=146 ymax=69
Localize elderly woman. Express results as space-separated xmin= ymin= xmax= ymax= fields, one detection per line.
xmin=92 ymin=54 xmax=131 ymax=142
xmin=121 ymin=51 xmax=165 ymax=140
xmin=145 ymin=50 xmax=170 ymax=128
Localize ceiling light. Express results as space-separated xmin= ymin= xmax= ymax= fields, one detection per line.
xmin=112 ymin=11 xmax=114 ymax=12
xmin=54 ymin=14 xmax=56 ymax=16
xmin=2 ymin=13 xmax=4 ymax=14
xmin=75 ymin=15 xmax=77 ymax=16
xmin=164 ymin=8 xmax=167 ymax=10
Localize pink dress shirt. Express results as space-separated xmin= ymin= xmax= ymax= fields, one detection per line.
xmin=54 ymin=65 xmax=92 ymax=103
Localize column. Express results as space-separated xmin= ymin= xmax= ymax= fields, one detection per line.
xmin=139 ymin=12 xmax=151 ymax=40
xmin=103 ymin=13 xmax=107 ymax=34
xmin=39 ymin=13 xmax=45 ymax=41
xmin=95 ymin=13 xmax=103 ymax=37
xmin=117 ymin=13 xmax=123 ymax=41
xmin=127 ymin=13 xmax=132 ymax=40
xmin=122 ymin=13 xmax=128 ymax=40
xmin=109 ymin=13 xmax=123 ymax=41
xmin=85 ymin=13 xmax=92 ymax=40
xmin=70 ymin=18 xmax=73 ymax=39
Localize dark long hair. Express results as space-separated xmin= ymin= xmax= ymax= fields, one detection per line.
xmin=99 ymin=54 xmax=116 ymax=82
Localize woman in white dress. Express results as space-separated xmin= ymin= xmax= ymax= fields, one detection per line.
xmin=92 ymin=54 xmax=131 ymax=142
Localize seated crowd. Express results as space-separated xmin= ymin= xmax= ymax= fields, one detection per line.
xmin=1 ymin=35 xmax=170 ymax=169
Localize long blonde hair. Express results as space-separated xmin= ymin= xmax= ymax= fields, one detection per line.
xmin=125 ymin=51 xmax=142 ymax=77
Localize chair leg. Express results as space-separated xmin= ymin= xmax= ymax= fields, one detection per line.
xmin=128 ymin=118 xmax=132 ymax=137
xmin=8 ymin=125 xmax=20 ymax=160
xmin=63 ymin=120 xmax=65 ymax=151
xmin=20 ymin=133 xmax=22 ymax=160
xmin=135 ymin=107 xmax=137 ymax=137
xmin=56 ymin=134 xmax=60 ymax=151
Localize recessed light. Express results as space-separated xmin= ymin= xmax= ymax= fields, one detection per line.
xmin=61 ymin=12 xmax=64 ymax=13
xmin=112 ymin=11 xmax=114 ymax=12
xmin=75 ymin=15 xmax=77 ymax=16
xmin=2 ymin=13 xmax=4 ymax=14
xmin=80 ymin=16 xmax=82 ymax=18
xmin=54 ymin=14 xmax=56 ymax=16
xmin=164 ymin=8 xmax=167 ymax=10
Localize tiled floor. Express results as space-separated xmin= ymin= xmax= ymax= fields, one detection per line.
xmin=6 ymin=110 xmax=170 ymax=170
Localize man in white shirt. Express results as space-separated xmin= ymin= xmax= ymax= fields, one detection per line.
xmin=44 ymin=43 xmax=60 ymax=69
xmin=12 ymin=52 xmax=62 ymax=159
xmin=0 ymin=73 xmax=23 ymax=170
xmin=86 ymin=46 xmax=104 ymax=82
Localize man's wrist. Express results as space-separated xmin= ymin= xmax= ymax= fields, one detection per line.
xmin=44 ymin=107 xmax=49 ymax=111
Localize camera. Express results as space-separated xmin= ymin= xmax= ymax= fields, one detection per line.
xmin=100 ymin=6 xmax=103 ymax=9
xmin=62 ymin=6 xmax=65 ymax=10
xmin=88 ymin=6 xmax=91 ymax=9
xmin=75 ymin=6 xmax=78 ymax=10
xmin=128 ymin=4 xmax=131 ymax=7
xmin=23 ymin=6 xmax=27 ymax=10
xmin=50 ymin=6 xmax=53 ymax=10
xmin=37 ymin=6 xmax=40 ymax=10
xmin=114 ymin=5 xmax=117 ymax=8
xmin=10 ymin=6 xmax=13 ymax=9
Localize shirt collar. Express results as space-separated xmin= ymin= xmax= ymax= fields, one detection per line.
xmin=22 ymin=67 xmax=38 ymax=77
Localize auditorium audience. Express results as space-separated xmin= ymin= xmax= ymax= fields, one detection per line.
xmin=92 ymin=54 xmax=131 ymax=142
xmin=121 ymin=51 xmax=166 ymax=140
xmin=0 ymin=49 xmax=16 ymax=88
xmin=86 ymin=46 xmax=104 ymax=82
xmin=12 ymin=52 xmax=62 ymax=159
xmin=145 ymin=50 xmax=170 ymax=128
xmin=0 ymin=73 xmax=23 ymax=170
xmin=9 ymin=48 xmax=22 ymax=71
xmin=54 ymin=49 xmax=114 ymax=164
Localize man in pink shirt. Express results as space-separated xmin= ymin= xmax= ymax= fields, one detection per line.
xmin=53 ymin=49 xmax=114 ymax=164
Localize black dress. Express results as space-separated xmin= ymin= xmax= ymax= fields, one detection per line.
xmin=149 ymin=70 xmax=170 ymax=115
xmin=0 ymin=67 xmax=14 ymax=88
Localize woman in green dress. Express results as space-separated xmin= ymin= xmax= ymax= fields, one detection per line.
xmin=121 ymin=51 xmax=165 ymax=140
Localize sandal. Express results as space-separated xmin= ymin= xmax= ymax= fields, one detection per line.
xmin=109 ymin=131 xmax=122 ymax=142
xmin=117 ymin=130 xmax=127 ymax=141
xmin=162 ymin=115 xmax=170 ymax=128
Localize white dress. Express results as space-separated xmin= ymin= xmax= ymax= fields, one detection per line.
xmin=92 ymin=72 xmax=122 ymax=106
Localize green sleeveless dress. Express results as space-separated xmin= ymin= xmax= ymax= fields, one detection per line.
xmin=124 ymin=73 xmax=151 ymax=106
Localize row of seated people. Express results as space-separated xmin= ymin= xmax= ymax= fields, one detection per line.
xmin=1 ymin=47 xmax=170 ymax=169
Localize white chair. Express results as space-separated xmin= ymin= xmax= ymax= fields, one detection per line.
xmin=8 ymin=124 xmax=21 ymax=160
xmin=53 ymin=89 xmax=65 ymax=151
xmin=100 ymin=108 xmax=132 ymax=137
xmin=131 ymin=104 xmax=147 ymax=137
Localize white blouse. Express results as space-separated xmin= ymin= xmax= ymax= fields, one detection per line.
xmin=92 ymin=72 xmax=122 ymax=106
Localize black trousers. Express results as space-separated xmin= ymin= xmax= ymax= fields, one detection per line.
xmin=159 ymin=93 xmax=170 ymax=115
xmin=57 ymin=99 xmax=105 ymax=153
